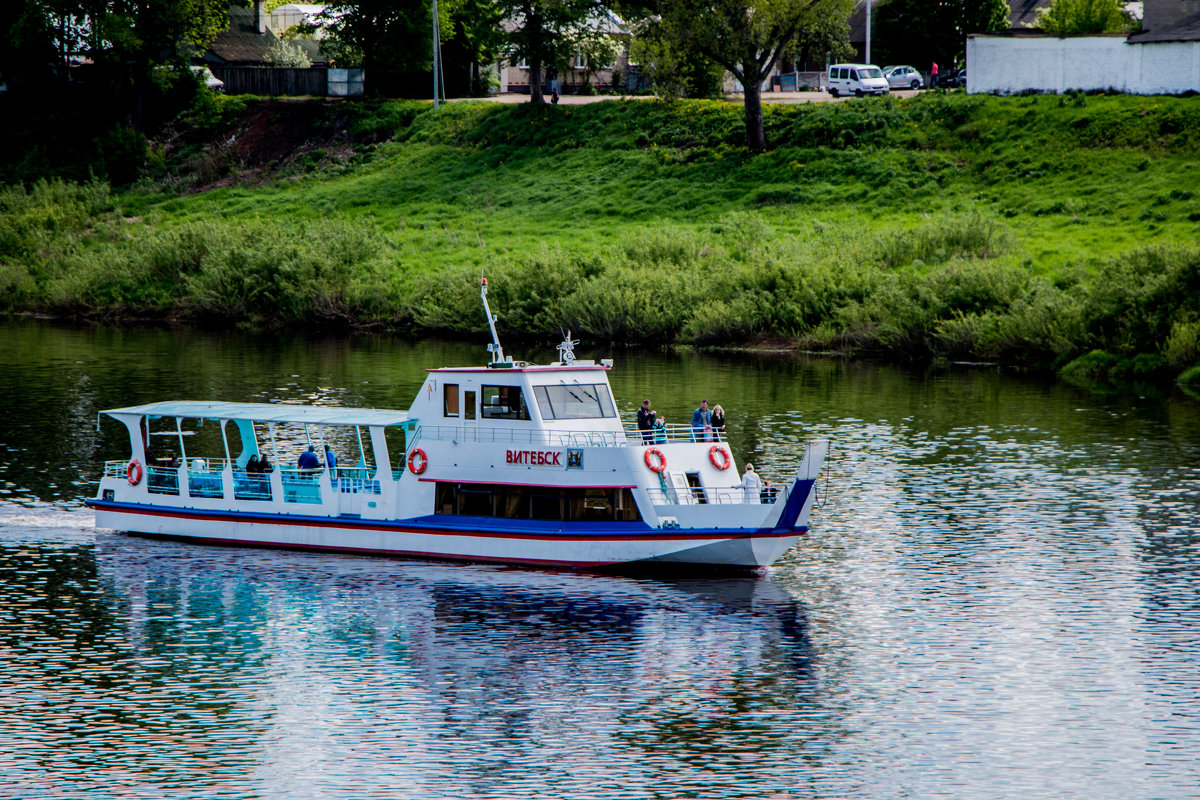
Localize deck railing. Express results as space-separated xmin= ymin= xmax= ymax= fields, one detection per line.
xmin=645 ymin=483 xmax=786 ymax=506
xmin=410 ymin=423 xmax=726 ymax=449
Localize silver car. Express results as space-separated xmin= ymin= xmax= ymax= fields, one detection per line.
xmin=882 ymin=65 xmax=924 ymax=90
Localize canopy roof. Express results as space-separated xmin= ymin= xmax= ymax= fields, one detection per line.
xmin=102 ymin=401 xmax=411 ymax=427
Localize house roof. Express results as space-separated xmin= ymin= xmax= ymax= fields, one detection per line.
xmin=1009 ymin=0 xmax=1054 ymax=28
xmin=208 ymin=6 xmax=278 ymax=64
xmin=1128 ymin=10 xmax=1200 ymax=41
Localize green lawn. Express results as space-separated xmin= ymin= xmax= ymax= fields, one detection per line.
xmin=3 ymin=92 xmax=1199 ymax=385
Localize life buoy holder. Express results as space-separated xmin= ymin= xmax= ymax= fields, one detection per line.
xmin=407 ymin=448 xmax=428 ymax=475
xmin=709 ymin=446 xmax=731 ymax=471
xmin=127 ymin=460 xmax=143 ymax=485
xmin=644 ymin=448 xmax=667 ymax=473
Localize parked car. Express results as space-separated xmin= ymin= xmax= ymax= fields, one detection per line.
xmin=191 ymin=65 xmax=225 ymax=93
xmin=938 ymin=68 xmax=966 ymax=89
xmin=826 ymin=63 xmax=889 ymax=97
xmin=882 ymin=65 xmax=924 ymax=90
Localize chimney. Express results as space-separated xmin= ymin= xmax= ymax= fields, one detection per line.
xmin=1142 ymin=0 xmax=1183 ymax=32
xmin=254 ymin=0 xmax=266 ymax=35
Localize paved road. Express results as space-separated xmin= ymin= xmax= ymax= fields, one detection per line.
xmin=458 ymin=89 xmax=924 ymax=106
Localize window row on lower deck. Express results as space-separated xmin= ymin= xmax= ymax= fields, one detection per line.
xmin=434 ymin=482 xmax=641 ymax=522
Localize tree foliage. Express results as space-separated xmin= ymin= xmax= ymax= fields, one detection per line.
xmin=1035 ymin=0 xmax=1135 ymax=36
xmin=874 ymin=0 xmax=1010 ymax=70
xmin=636 ymin=0 xmax=853 ymax=151
xmin=318 ymin=1 xmax=435 ymax=95
xmin=498 ymin=0 xmax=605 ymax=103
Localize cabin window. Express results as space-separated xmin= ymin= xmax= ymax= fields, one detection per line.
xmin=434 ymin=483 xmax=641 ymax=522
xmin=533 ymin=384 xmax=616 ymax=420
xmin=481 ymin=385 xmax=530 ymax=420
xmin=443 ymin=383 xmax=460 ymax=417
xmin=464 ymin=390 xmax=477 ymax=421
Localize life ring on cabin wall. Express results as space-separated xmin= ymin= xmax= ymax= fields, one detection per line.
xmin=644 ymin=448 xmax=667 ymax=473
xmin=709 ymin=446 xmax=731 ymax=471
xmin=407 ymin=448 xmax=428 ymax=475
xmin=127 ymin=460 xmax=143 ymax=485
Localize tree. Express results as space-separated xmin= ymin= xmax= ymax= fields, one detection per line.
xmin=874 ymin=0 xmax=1010 ymax=72
xmin=1035 ymin=0 xmax=1134 ymax=36
xmin=637 ymin=0 xmax=854 ymax=152
xmin=318 ymin=1 xmax=435 ymax=95
xmin=789 ymin=12 xmax=853 ymax=71
xmin=498 ymin=0 xmax=603 ymax=103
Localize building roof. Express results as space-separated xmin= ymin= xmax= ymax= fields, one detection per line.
xmin=1129 ymin=10 xmax=1200 ymax=41
xmin=208 ymin=6 xmax=278 ymax=65
xmin=103 ymin=401 xmax=411 ymax=427
xmin=1009 ymin=0 xmax=1054 ymax=28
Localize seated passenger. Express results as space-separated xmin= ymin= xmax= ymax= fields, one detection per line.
xmin=246 ymin=454 xmax=261 ymax=474
xmin=259 ymin=456 xmax=273 ymax=473
xmin=297 ymin=445 xmax=321 ymax=472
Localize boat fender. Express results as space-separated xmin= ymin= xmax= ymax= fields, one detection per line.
xmin=644 ymin=448 xmax=667 ymax=473
xmin=408 ymin=448 xmax=428 ymax=475
xmin=127 ymin=460 xmax=143 ymax=485
xmin=709 ymin=446 xmax=731 ymax=470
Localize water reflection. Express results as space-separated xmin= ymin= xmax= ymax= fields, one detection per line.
xmin=0 ymin=531 xmax=819 ymax=798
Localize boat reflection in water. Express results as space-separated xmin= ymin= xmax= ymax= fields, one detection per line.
xmin=99 ymin=532 xmax=817 ymax=685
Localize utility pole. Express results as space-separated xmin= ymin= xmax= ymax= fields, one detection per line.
xmin=865 ymin=0 xmax=872 ymax=65
xmin=432 ymin=0 xmax=441 ymax=107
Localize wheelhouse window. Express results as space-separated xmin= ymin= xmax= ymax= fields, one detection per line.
xmin=443 ymin=383 xmax=459 ymax=417
xmin=533 ymin=384 xmax=616 ymax=420
xmin=481 ymin=385 xmax=530 ymax=421
xmin=435 ymin=482 xmax=640 ymax=522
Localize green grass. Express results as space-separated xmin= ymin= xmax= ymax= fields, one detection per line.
xmin=3 ymin=92 xmax=1200 ymax=385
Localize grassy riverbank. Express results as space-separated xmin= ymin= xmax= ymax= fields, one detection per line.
xmin=2 ymin=92 xmax=1199 ymax=386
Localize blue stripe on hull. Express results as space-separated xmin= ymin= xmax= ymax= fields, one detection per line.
xmin=86 ymin=499 xmax=806 ymax=542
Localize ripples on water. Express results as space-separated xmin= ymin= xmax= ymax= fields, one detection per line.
xmin=1 ymin=322 xmax=1199 ymax=799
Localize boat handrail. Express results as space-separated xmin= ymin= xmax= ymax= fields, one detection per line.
xmin=410 ymin=423 xmax=726 ymax=448
xmin=646 ymin=481 xmax=789 ymax=506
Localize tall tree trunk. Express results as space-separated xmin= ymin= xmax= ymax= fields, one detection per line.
xmin=530 ymin=57 xmax=544 ymax=103
xmin=742 ymin=69 xmax=765 ymax=152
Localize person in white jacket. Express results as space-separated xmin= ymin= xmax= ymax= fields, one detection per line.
xmin=739 ymin=463 xmax=762 ymax=503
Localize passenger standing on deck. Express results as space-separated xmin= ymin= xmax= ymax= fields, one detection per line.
xmin=760 ymin=479 xmax=779 ymax=504
xmin=638 ymin=400 xmax=657 ymax=443
xmin=653 ymin=415 xmax=667 ymax=444
xmin=298 ymin=445 xmax=321 ymax=472
xmin=324 ymin=444 xmax=337 ymax=471
xmin=739 ymin=463 xmax=762 ymax=503
xmin=691 ymin=399 xmax=712 ymax=441
xmin=711 ymin=404 xmax=726 ymax=441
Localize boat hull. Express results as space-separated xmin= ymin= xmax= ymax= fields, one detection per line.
xmin=86 ymin=500 xmax=806 ymax=569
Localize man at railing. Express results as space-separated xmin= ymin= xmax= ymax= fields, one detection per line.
xmin=298 ymin=445 xmax=321 ymax=474
xmin=691 ymin=400 xmax=712 ymax=442
xmin=637 ymin=399 xmax=657 ymax=444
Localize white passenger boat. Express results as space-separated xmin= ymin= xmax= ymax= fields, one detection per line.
xmin=87 ymin=280 xmax=828 ymax=569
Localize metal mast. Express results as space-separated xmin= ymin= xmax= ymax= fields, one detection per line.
xmin=481 ymin=277 xmax=506 ymax=365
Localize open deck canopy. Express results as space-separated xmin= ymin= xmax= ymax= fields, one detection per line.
xmin=102 ymin=401 xmax=412 ymax=427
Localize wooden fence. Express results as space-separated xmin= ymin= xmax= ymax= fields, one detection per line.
xmin=210 ymin=66 xmax=328 ymax=97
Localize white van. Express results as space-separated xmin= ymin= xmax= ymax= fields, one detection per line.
xmin=826 ymin=64 xmax=889 ymax=98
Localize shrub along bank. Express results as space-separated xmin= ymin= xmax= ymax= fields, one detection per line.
xmin=1 ymin=92 xmax=1198 ymax=388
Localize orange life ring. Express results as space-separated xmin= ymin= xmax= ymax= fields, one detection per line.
xmin=644 ymin=447 xmax=667 ymax=473
xmin=709 ymin=446 xmax=731 ymax=471
xmin=407 ymin=448 xmax=428 ymax=475
xmin=127 ymin=460 xmax=143 ymax=485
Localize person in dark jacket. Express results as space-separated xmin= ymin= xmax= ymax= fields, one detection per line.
xmin=246 ymin=454 xmax=261 ymax=474
xmin=637 ymin=399 xmax=657 ymax=443
xmin=711 ymin=404 xmax=726 ymax=440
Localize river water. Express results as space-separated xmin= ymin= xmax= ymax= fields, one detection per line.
xmin=2 ymin=320 xmax=1199 ymax=799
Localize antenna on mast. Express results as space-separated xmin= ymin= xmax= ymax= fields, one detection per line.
xmin=481 ymin=276 xmax=507 ymax=365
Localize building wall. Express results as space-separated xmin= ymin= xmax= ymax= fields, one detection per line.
xmin=966 ymin=35 xmax=1200 ymax=94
